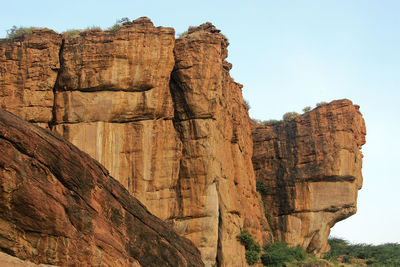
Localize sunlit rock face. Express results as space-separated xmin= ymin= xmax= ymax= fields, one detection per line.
xmin=252 ymin=99 xmax=366 ymax=254
xmin=53 ymin=18 xmax=180 ymax=213
xmin=0 ymin=17 xmax=367 ymax=266
xmin=0 ymin=29 xmax=62 ymax=128
xmin=171 ymin=23 xmax=268 ymax=266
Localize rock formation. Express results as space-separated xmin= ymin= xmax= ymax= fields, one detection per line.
xmin=0 ymin=18 xmax=268 ymax=266
xmin=252 ymin=100 xmax=366 ymax=254
xmin=170 ymin=23 xmax=268 ymax=266
xmin=0 ymin=29 xmax=61 ymax=128
xmin=0 ymin=109 xmax=204 ymax=267
xmin=0 ymin=17 xmax=366 ymax=266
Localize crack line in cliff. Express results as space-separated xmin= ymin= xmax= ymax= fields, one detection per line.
xmin=54 ymin=117 xmax=174 ymax=125
xmin=276 ymin=204 xmax=356 ymax=216
xmin=49 ymin=38 xmax=64 ymax=130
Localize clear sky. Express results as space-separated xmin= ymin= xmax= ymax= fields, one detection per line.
xmin=1 ymin=0 xmax=399 ymax=245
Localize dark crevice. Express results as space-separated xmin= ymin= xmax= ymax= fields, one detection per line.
xmin=49 ymin=38 xmax=64 ymax=130
xmin=216 ymin=204 xmax=223 ymax=267
xmin=277 ymin=204 xmax=355 ymax=216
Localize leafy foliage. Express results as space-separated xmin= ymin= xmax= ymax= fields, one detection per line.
xmin=316 ymin=101 xmax=327 ymax=107
xmin=85 ymin=25 xmax=102 ymax=31
xmin=244 ymin=99 xmax=251 ymax=110
xmin=246 ymin=250 xmax=260 ymax=265
xmin=6 ymin=26 xmax=38 ymax=38
xmin=261 ymin=119 xmax=282 ymax=126
xmin=256 ymin=181 xmax=268 ymax=195
xmin=302 ymin=106 xmax=311 ymax=112
xmin=261 ymin=242 xmax=306 ymax=266
xmin=107 ymin=17 xmax=130 ymax=32
xmin=63 ymin=29 xmax=81 ymax=37
xmin=237 ymin=230 xmax=261 ymax=265
xmin=325 ymin=237 xmax=400 ymax=266
xmin=282 ymin=112 xmax=300 ymax=121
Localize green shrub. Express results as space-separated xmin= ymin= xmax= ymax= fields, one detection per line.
xmin=261 ymin=242 xmax=306 ymax=266
xmin=282 ymin=112 xmax=299 ymax=121
xmin=177 ymin=26 xmax=197 ymax=38
xmin=85 ymin=25 xmax=102 ymax=31
xmin=237 ymin=230 xmax=256 ymax=250
xmin=107 ymin=17 xmax=130 ymax=32
xmin=63 ymin=29 xmax=81 ymax=37
xmin=261 ymin=119 xmax=282 ymax=126
xmin=245 ymin=250 xmax=260 ymax=265
xmin=302 ymin=106 xmax=311 ymax=113
xmin=6 ymin=26 xmax=37 ymax=39
xmin=237 ymin=230 xmax=261 ymax=265
xmin=256 ymin=181 xmax=268 ymax=195
xmin=107 ymin=24 xmax=122 ymax=32
xmin=325 ymin=237 xmax=400 ymax=265
xmin=316 ymin=101 xmax=327 ymax=107
xmin=244 ymin=99 xmax=251 ymax=110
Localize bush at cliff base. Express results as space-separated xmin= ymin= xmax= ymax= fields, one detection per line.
xmin=261 ymin=242 xmax=306 ymax=266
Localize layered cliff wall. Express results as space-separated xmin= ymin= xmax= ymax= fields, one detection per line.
xmin=252 ymin=100 xmax=366 ymax=254
xmin=0 ymin=109 xmax=204 ymax=267
xmin=0 ymin=18 xmax=268 ymax=266
xmin=0 ymin=17 xmax=366 ymax=266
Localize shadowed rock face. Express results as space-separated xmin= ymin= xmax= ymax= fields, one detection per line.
xmin=0 ymin=17 xmax=366 ymax=266
xmin=0 ymin=110 xmax=204 ymax=267
xmin=252 ymin=100 xmax=366 ymax=254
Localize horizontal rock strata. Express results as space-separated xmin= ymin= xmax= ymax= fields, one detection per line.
xmin=252 ymin=99 xmax=366 ymax=254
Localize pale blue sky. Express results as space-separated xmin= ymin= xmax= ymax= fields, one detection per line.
xmin=1 ymin=1 xmax=399 ymax=245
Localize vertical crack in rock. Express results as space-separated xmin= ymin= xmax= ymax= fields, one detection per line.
xmin=49 ymin=38 xmax=64 ymax=130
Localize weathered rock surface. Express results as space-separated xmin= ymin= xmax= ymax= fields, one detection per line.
xmin=0 ymin=251 xmax=55 ymax=266
xmin=0 ymin=109 xmax=204 ymax=267
xmin=252 ymin=100 xmax=366 ymax=254
xmin=171 ymin=23 xmax=268 ymax=266
xmin=0 ymin=17 xmax=367 ymax=266
xmin=0 ymin=29 xmax=61 ymax=127
xmin=53 ymin=17 xmax=179 ymax=206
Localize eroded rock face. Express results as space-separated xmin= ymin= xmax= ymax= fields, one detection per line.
xmin=252 ymin=100 xmax=366 ymax=254
xmin=171 ymin=23 xmax=268 ymax=266
xmin=0 ymin=110 xmax=204 ymax=267
xmin=0 ymin=29 xmax=61 ymax=127
xmin=53 ymin=18 xmax=179 ymax=210
xmin=0 ymin=18 xmax=366 ymax=266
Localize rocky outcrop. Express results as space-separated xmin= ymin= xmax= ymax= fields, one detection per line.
xmin=0 ymin=17 xmax=366 ymax=266
xmin=170 ymin=23 xmax=268 ymax=266
xmin=0 ymin=29 xmax=61 ymax=128
xmin=0 ymin=109 xmax=204 ymax=267
xmin=52 ymin=18 xmax=181 ymax=221
xmin=252 ymin=100 xmax=366 ymax=254
xmin=0 ymin=19 xmax=267 ymax=266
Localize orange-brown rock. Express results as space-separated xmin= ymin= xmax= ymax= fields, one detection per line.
xmin=0 ymin=18 xmax=367 ymax=266
xmin=53 ymin=17 xmax=179 ymax=205
xmin=0 ymin=109 xmax=204 ymax=267
xmin=252 ymin=99 xmax=366 ymax=254
xmin=171 ymin=23 xmax=268 ymax=266
xmin=0 ymin=252 xmax=55 ymax=266
xmin=0 ymin=29 xmax=61 ymax=127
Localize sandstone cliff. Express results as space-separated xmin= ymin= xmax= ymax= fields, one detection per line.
xmin=252 ymin=100 xmax=366 ymax=254
xmin=0 ymin=109 xmax=204 ymax=267
xmin=0 ymin=18 xmax=267 ymax=266
xmin=0 ymin=17 xmax=366 ymax=266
